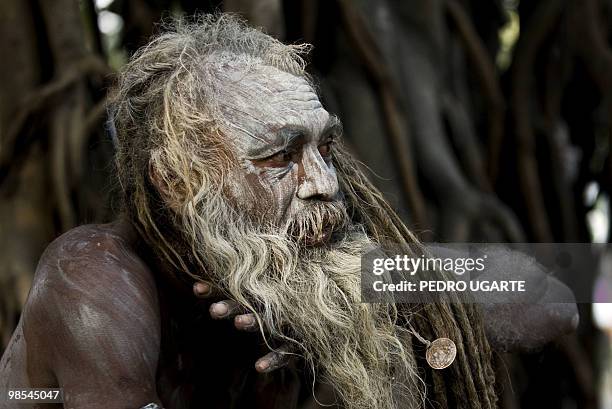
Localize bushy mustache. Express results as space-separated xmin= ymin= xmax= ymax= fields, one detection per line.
xmin=283 ymin=200 xmax=349 ymax=246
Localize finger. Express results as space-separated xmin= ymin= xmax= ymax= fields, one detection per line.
xmin=234 ymin=313 xmax=259 ymax=332
xmin=255 ymin=344 xmax=295 ymax=373
xmin=209 ymin=300 xmax=247 ymax=319
xmin=193 ymin=281 xmax=214 ymax=298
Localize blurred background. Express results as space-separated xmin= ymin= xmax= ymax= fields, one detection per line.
xmin=1 ymin=0 xmax=611 ymax=407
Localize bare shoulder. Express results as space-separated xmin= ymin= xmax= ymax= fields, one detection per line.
xmin=24 ymin=221 xmax=160 ymax=332
xmin=21 ymin=222 xmax=161 ymax=395
xmin=28 ymin=224 xmax=157 ymax=320
xmin=31 ymin=222 xmax=157 ymax=301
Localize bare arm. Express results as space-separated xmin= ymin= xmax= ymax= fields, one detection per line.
xmin=22 ymin=226 xmax=163 ymax=409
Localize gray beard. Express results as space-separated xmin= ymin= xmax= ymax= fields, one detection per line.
xmin=179 ymin=194 xmax=424 ymax=409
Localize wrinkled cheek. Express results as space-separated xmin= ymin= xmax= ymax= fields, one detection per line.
xmin=223 ymin=164 xmax=299 ymax=225
xmin=263 ymin=166 xmax=299 ymax=224
xmin=223 ymin=168 xmax=261 ymax=215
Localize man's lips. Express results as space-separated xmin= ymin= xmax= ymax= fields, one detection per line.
xmin=301 ymin=225 xmax=334 ymax=247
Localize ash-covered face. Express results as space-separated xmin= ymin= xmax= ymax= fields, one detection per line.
xmin=217 ymin=63 xmax=342 ymax=231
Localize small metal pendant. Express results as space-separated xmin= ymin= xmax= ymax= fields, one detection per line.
xmin=425 ymin=338 xmax=457 ymax=369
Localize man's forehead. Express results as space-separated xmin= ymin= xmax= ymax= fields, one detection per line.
xmin=216 ymin=62 xmax=332 ymax=150
xmin=219 ymin=63 xmax=320 ymax=109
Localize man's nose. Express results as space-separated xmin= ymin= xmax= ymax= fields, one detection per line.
xmin=296 ymin=147 xmax=339 ymax=201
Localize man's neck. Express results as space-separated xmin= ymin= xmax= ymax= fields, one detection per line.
xmin=118 ymin=215 xmax=197 ymax=298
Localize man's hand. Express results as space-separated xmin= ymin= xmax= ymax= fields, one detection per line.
xmin=192 ymin=281 xmax=294 ymax=373
xmin=428 ymin=244 xmax=579 ymax=351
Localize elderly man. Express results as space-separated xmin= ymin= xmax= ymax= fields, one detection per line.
xmin=0 ymin=15 xmax=576 ymax=409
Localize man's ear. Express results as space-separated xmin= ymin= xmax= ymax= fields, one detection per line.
xmin=148 ymin=162 xmax=182 ymax=212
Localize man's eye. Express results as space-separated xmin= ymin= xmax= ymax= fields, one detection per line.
xmin=268 ymin=150 xmax=292 ymax=166
xmin=318 ymin=142 xmax=333 ymax=158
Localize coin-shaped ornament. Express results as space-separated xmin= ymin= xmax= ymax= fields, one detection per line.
xmin=425 ymin=338 xmax=457 ymax=369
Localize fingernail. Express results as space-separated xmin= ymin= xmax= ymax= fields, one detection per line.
xmin=193 ymin=282 xmax=210 ymax=296
xmin=236 ymin=315 xmax=255 ymax=325
xmin=211 ymin=302 xmax=228 ymax=317
xmin=571 ymin=313 xmax=580 ymax=330
xmin=256 ymin=359 xmax=270 ymax=372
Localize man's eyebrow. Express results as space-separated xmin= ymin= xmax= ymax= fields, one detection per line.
xmin=274 ymin=116 xmax=342 ymax=146
xmin=246 ymin=116 xmax=342 ymax=158
xmin=277 ymin=126 xmax=308 ymax=147
xmin=321 ymin=115 xmax=343 ymax=139
xmin=245 ymin=125 xmax=307 ymax=158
